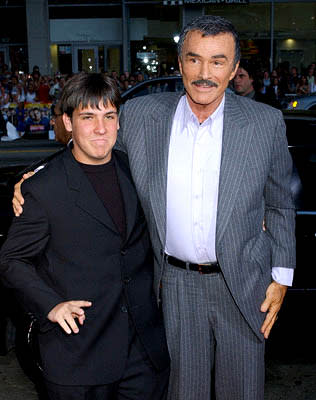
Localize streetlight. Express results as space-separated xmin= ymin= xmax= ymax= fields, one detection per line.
xmin=173 ymin=35 xmax=180 ymax=44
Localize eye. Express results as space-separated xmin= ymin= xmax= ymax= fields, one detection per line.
xmin=105 ymin=115 xmax=115 ymax=120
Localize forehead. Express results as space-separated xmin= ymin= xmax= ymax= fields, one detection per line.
xmin=76 ymin=100 xmax=117 ymax=114
xmin=182 ymin=30 xmax=235 ymax=56
xmin=236 ymin=68 xmax=249 ymax=77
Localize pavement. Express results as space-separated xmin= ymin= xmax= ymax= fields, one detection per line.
xmin=0 ymin=344 xmax=315 ymax=400
xmin=1 ymin=138 xmax=316 ymax=399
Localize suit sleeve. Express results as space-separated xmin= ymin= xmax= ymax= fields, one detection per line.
xmin=264 ymin=112 xmax=296 ymax=270
xmin=115 ymin=104 xmax=128 ymax=153
xmin=0 ymin=186 xmax=64 ymax=328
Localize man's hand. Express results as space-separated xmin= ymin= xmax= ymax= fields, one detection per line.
xmin=260 ymin=281 xmax=287 ymax=339
xmin=12 ymin=172 xmax=34 ymax=216
xmin=47 ymin=300 xmax=92 ymax=334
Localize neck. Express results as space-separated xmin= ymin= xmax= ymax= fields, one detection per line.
xmin=186 ymin=93 xmax=224 ymax=124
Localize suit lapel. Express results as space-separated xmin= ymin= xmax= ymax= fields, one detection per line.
xmin=113 ymin=152 xmax=138 ymax=243
xmin=216 ymin=94 xmax=254 ymax=245
xmin=63 ymin=149 xmax=119 ymax=235
xmin=145 ymin=92 xmax=184 ymax=247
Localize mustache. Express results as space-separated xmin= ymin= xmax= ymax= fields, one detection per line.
xmin=192 ymin=79 xmax=218 ymax=88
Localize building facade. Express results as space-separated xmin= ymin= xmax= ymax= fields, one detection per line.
xmin=0 ymin=0 xmax=315 ymax=76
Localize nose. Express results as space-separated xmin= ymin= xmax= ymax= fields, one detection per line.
xmin=198 ymin=61 xmax=211 ymax=80
xmin=234 ymin=75 xmax=240 ymax=83
xmin=94 ymin=118 xmax=106 ymax=134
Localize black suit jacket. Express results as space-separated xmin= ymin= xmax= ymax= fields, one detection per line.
xmin=0 ymin=149 xmax=169 ymax=385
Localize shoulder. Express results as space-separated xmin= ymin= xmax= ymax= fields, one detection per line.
xmin=122 ymin=92 xmax=183 ymax=114
xmin=21 ymin=150 xmax=67 ymax=195
xmin=225 ymin=92 xmax=283 ymax=123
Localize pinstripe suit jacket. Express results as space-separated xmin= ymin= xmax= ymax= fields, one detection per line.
xmin=117 ymin=91 xmax=296 ymax=340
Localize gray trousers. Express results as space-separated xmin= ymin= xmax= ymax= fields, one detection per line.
xmin=161 ymin=263 xmax=265 ymax=400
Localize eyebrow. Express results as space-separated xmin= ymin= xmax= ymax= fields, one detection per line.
xmin=79 ymin=111 xmax=117 ymax=116
xmin=185 ymin=51 xmax=228 ymax=61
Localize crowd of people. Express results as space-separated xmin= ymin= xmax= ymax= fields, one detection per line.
xmin=0 ymin=65 xmax=179 ymax=138
xmin=1 ymin=58 xmax=316 ymax=138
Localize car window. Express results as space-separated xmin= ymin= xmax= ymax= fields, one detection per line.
xmin=284 ymin=113 xmax=316 ymax=211
xmin=121 ymin=77 xmax=184 ymax=103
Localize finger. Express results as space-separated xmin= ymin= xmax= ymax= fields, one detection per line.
xmin=69 ymin=300 xmax=92 ymax=309
xmin=22 ymin=172 xmax=34 ymax=181
xmin=261 ymin=309 xmax=277 ymax=334
xmin=262 ymin=315 xmax=278 ymax=339
xmin=260 ymin=298 xmax=270 ymax=313
xmin=12 ymin=198 xmax=23 ymax=217
xmin=68 ymin=304 xmax=86 ymax=316
xmin=57 ymin=318 xmax=72 ymax=335
xmin=64 ymin=315 xmax=79 ymax=334
xmin=77 ymin=314 xmax=86 ymax=325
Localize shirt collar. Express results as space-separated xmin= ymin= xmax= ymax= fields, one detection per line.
xmin=184 ymin=93 xmax=225 ymax=128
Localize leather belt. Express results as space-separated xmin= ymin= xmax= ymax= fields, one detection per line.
xmin=164 ymin=254 xmax=221 ymax=275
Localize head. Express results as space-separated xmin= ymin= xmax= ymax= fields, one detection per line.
xmin=290 ymin=66 xmax=298 ymax=76
xmin=27 ymin=81 xmax=35 ymax=92
xmin=177 ymin=15 xmax=240 ymax=117
xmin=129 ymin=77 xmax=136 ymax=86
xmin=233 ymin=60 xmax=255 ymax=96
xmin=11 ymin=76 xmax=18 ymax=86
xmin=33 ymin=108 xmax=42 ymax=122
xmin=271 ymin=69 xmax=278 ymax=79
xmin=137 ymin=73 xmax=144 ymax=82
xmin=51 ymin=101 xmax=72 ymax=145
xmin=263 ymin=71 xmax=270 ymax=80
xmin=60 ymin=72 xmax=121 ymax=165
xmin=299 ymin=76 xmax=307 ymax=85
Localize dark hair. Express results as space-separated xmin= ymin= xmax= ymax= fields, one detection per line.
xmin=238 ymin=59 xmax=255 ymax=79
xmin=60 ymin=72 xmax=121 ymax=118
xmin=177 ymin=15 xmax=240 ymax=69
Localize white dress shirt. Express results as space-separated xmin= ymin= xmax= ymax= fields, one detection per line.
xmin=165 ymin=94 xmax=293 ymax=286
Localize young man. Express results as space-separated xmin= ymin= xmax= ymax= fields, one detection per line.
xmin=0 ymin=72 xmax=169 ymax=400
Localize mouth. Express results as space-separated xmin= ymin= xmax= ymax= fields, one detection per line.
xmin=192 ymin=79 xmax=218 ymax=89
xmin=92 ymin=138 xmax=107 ymax=144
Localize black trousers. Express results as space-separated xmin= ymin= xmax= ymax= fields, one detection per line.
xmin=44 ymin=324 xmax=169 ymax=400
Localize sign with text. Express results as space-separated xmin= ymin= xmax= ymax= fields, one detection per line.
xmin=184 ymin=0 xmax=248 ymax=4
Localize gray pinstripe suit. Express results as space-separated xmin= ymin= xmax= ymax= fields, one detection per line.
xmin=117 ymin=91 xmax=296 ymax=399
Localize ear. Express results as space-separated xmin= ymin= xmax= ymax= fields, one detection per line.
xmin=62 ymin=113 xmax=72 ymax=133
xmin=178 ymin=56 xmax=183 ymax=76
xmin=117 ymin=119 xmax=120 ymax=130
xmin=230 ymin=61 xmax=240 ymax=81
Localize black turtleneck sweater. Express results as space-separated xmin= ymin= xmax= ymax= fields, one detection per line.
xmin=78 ymin=157 xmax=126 ymax=241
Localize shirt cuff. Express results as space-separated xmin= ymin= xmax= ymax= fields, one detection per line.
xmin=272 ymin=267 xmax=294 ymax=287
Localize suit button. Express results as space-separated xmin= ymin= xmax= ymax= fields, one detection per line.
xmin=123 ymin=277 xmax=131 ymax=284
xmin=121 ymin=305 xmax=128 ymax=313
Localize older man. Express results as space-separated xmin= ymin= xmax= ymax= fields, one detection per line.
xmin=117 ymin=15 xmax=295 ymax=400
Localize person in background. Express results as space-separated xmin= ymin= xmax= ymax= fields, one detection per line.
xmin=233 ymin=59 xmax=266 ymax=103
xmin=262 ymin=70 xmax=271 ymax=93
xmin=24 ymin=80 xmax=38 ymax=103
xmin=296 ymin=75 xmax=309 ymax=95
